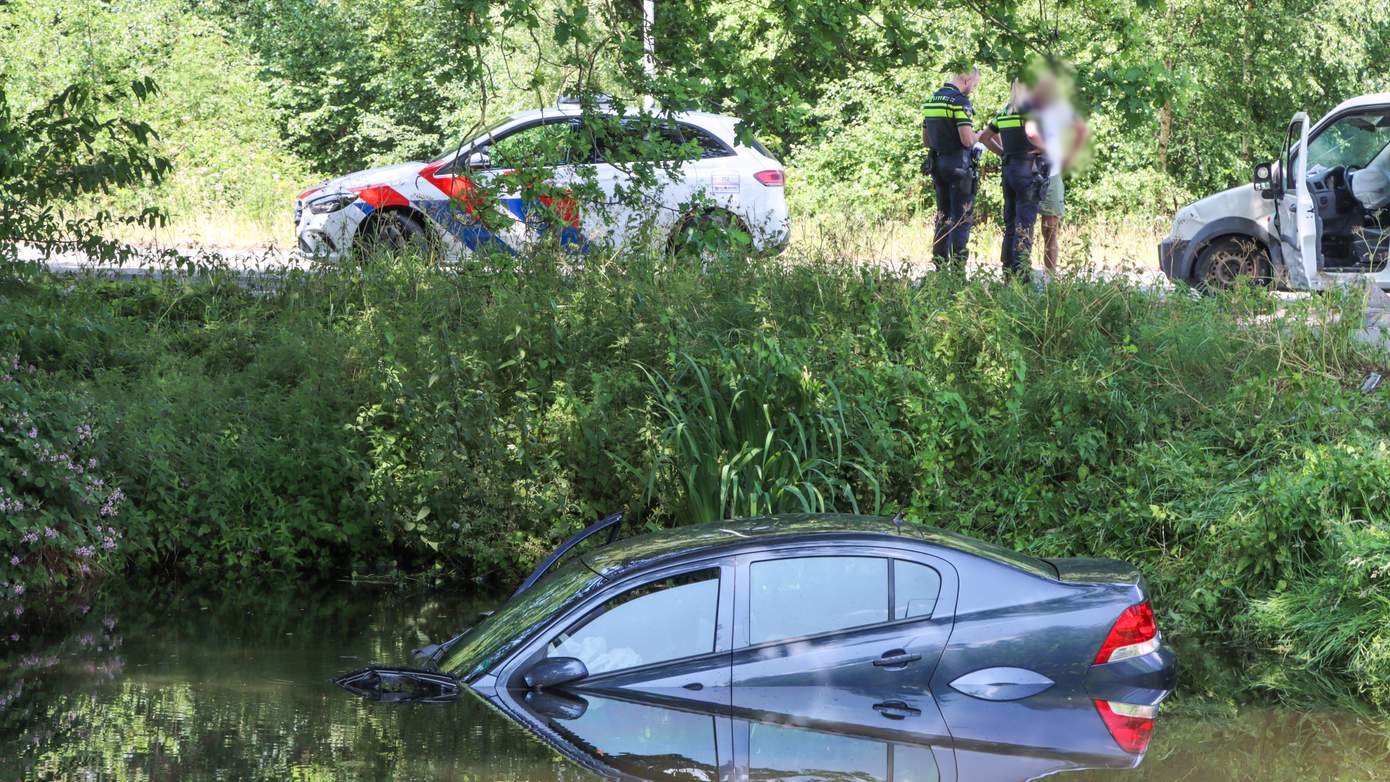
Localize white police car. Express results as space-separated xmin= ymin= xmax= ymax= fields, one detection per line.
xmin=294 ymin=101 xmax=789 ymax=261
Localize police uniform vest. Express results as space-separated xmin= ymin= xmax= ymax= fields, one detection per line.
xmin=923 ymin=84 xmax=973 ymax=155
xmin=991 ymin=105 xmax=1037 ymax=160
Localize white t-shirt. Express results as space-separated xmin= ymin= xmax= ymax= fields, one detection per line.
xmin=1034 ymin=99 xmax=1076 ymax=173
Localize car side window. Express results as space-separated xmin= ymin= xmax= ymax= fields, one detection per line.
xmin=484 ymin=121 xmax=578 ymax=169
xmin=894 ymin=560 xmax=941 ymax=620
xmin=678 ymin=124 xmax=734 ymax=159
xmin=594 ymin=120 xmax=698 ymax=164
xmin=749 ymin=557 xmax=888 ymax=644
xmin=548 ymin=569 xmax=719 ymax=675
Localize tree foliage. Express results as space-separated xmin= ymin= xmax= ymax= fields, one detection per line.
xmin=4 ymin=0 xmax=1388 ymax=231
xmin=0 ymin=75 xmax=168 ymax=261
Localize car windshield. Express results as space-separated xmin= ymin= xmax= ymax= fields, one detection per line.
xmin=432 ymin=115 xmax=520 ymax=162
xmin=439 ymin=559 xmax=605 ymax=681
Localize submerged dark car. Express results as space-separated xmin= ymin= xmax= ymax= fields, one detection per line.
xmin=339 ymin=513 xmax=1177 ymax=780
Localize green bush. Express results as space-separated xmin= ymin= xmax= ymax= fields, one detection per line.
xmin=0 ymin=352 xmax=127 ymax=593
xmin=2 ymin=248 xmax=1390 ymax=701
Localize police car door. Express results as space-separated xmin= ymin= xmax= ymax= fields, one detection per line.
xmin=586 ymin=119 xmax=690 ymax=251
xmin=463 ymin=114 xmax=584 ymax=255
xmin=1274 ymin=112 xmax=1322 ymax=289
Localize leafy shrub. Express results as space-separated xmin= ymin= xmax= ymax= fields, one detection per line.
xmin=0 ymin=76 xmax=168 ymax=261
xmin=0 ymin=354 xmax=126 ymax=595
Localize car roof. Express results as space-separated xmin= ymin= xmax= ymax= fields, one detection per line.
xmin=502 ymin=106 xmax=738 ymax=127
xmin=1328 ymin=93 xmax=1390 ymax=116
xmin=580 ymin=513 xmax=1058 ymax=579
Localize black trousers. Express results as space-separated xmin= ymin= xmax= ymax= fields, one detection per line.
xmin=1000 ymin=158 xmax=1048 ymax=278
xmin=930 ymin=155 xmax=976 ymax=272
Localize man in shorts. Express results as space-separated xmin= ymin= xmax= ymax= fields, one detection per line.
xmin=1032 ymin=74 xmax=1089 ymax=273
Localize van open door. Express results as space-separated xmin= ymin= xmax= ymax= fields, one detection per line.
xmin=1273 ymin=112 xmax=1323 ymax=289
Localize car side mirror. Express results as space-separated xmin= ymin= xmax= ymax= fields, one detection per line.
xmin=523 ymin=657 xmax=588 ymax=690
xmin=465 ymin=150 xmax=491 ymax=170
xmin=1253 ymin=159 xmax=1278 ymax=200
xmin=524 ymin=689 xmax=589 ymax=720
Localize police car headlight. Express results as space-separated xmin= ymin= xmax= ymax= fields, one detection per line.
xmin=308 ymin=192 xmax=358 ymax=215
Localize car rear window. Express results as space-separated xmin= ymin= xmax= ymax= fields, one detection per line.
xmin=749 ymin=137 xmax=779 ymax=162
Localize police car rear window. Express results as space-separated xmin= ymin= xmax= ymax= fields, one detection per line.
xmin=676 ymin=124 xmax=735 ymax=159
xmin=749 ymin=138 xmax=778 ymax=162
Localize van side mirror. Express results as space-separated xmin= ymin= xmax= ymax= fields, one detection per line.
xmin=1253 ymin=160 xmax=1278 ymax=200
xmin=523 ymin=657 xmax=588 ymax=690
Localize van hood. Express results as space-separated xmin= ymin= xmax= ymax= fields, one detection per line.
xmin=1170 ymin=183 xmax=1273 ymax=241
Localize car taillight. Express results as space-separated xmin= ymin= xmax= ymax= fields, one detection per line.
xmin=1093 ymin=601 xmax=1158 ymax=664
xmin=753 ymin=169 xmax=785 ymax=187
xmin=1094 ymin=700 xmax=1156 ymax=753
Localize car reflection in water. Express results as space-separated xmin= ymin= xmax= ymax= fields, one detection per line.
xmin=512 ymin=680 xmax=1162 ymax=782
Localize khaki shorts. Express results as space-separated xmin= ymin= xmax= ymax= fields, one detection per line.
xmin=1040 ymin=172 xmax=1064 ymax=217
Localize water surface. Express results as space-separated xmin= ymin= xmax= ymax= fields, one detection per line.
xmin=2 ymin=586 xmax=1387 ymax=780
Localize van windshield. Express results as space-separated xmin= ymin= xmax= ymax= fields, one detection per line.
xmin=1309 ymin=109 xmax=1390 ymax=169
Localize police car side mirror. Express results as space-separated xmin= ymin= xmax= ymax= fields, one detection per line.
xmin=1253 ymin=160 xmax=1278 ymax=200
xmin=465 ymin=150 xmax=492 ymax=170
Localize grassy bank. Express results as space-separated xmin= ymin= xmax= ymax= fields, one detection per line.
xmin=3 ymin=247 xmax=1390 ymax=703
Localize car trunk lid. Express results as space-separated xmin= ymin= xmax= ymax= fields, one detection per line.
xmin=1045 ymin=557 xmax=1148 ymax=596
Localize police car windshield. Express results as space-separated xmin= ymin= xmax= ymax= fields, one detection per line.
xmin=433 ymin=116 xmax=520 ymax=162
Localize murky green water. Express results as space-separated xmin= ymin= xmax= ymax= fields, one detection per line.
xmin=2 ymin=586 xmax=1388 ymax=781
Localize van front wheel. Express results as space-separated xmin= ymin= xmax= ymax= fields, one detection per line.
xmin=1193 ymin=236 xmax=1271 ymax=290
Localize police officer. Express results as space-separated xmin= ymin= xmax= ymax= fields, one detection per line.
xmin=922 ymin=66 xmax=982 ymax=273
xmin=979 ymin=81 xmax=1047 ymax=279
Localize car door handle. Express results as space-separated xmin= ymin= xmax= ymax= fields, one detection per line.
xmin=873 ymin=651 xmax=922 ymax=669
xmin=873 ymin=700 xmax=922 ymax=720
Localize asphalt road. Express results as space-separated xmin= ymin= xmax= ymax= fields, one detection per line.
xmin=18 ymin=243 xmax=304 ymax=278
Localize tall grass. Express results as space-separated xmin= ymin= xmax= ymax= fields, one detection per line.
xmin=639 ymin=346 xmax=881 ymax=523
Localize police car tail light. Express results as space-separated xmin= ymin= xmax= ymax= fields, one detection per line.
xmin=1093 ymin=601 xmax=1158 ymax=664
xmin=753 ymin=169 xmax=784 ymax=187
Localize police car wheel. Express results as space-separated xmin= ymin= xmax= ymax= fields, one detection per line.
xmin=668 ymin=210 xmax=748 ymax=272
xmin=1194 ymin=236 xmax=1270 ymax=291
xmin=355 ymin=210 xmax=432 ymax=260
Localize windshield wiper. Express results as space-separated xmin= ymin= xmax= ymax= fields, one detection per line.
xmin=334 ymin=665 xmax=461 ymax=704
xmin=511 ymin=511 xmax=623 ymax=599
xmin=410 ymin=511 xmax=623 ymax=671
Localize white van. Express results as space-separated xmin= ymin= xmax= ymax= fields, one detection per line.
xmin=1160 ymin=93 xmax=1390 ymax=289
